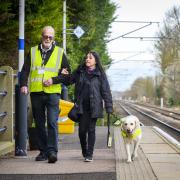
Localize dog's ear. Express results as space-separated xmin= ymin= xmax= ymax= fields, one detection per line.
xmin=135 ymin=117 xmax=140 ymax=128
xmin=120 ymin=117 xmax=126 ymax=129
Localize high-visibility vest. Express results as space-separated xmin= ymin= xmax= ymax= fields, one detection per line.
xmin=121 ymin=128 xmax=142 ymax=139
xmin=30 ymin=45 xmax=63 ymax=93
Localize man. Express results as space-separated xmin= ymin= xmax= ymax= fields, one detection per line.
xmin=20 ymin=26 xmax=70 ymax=163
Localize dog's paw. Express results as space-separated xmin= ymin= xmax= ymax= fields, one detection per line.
xmin=131 ymin=154 xmax=137 ymax=161
xmin=127 ymin=159 xmax=132 ymax=163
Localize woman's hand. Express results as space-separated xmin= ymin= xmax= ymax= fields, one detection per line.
xmin=61 ymin=68 xmax=69 ymax=75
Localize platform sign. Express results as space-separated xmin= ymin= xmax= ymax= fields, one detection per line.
xmin=73 ymin=26 xmax=85 ymax=38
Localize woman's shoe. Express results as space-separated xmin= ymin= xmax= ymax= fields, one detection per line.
xmin=84 ymin=156 xmax=93 ymax=162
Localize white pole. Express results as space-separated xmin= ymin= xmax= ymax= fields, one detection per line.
xmin=19 ymin=0 xmax=25 ymax=72
xmin=62 ymin=0 xmax=68 ymax=99
xmin=63 ymin=0 xmax=66 ymax=54
xmin=160 ymin=98 xmax=163 ymax=108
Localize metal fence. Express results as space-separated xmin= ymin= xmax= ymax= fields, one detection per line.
xmin=0 ymin=66 xmax=17 ymax=142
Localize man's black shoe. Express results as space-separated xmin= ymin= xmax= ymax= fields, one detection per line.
xmin=48 ymin=152 xmax=57 ymax=163
xmin=35 ymin=152 xmax=47 ymax=161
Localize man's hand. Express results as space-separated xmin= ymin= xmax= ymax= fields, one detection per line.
xmin=43 ymin=78 xmax=53 ymax=87
xmin=20 ymin=86 xmax=28 ymax=95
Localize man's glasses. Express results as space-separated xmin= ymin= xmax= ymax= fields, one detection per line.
xmin=42 ymin=35 xmax=53 ymax=40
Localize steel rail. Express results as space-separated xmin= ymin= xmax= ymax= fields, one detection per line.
xmin=124 ymin=102 xmax=180 ymax=133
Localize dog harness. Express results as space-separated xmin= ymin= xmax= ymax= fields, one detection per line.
xmin=121 ymin=128 xmax=142 ymax=139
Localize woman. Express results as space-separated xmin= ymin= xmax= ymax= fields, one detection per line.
xmin=63 ymin=51 xmax=113 ymax=162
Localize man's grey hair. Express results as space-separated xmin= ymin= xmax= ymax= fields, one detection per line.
xmin=42 ymin=26 xmax=55 ymax=37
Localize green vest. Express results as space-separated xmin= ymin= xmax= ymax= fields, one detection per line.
xmin=30 ymin=45 xmax=63 ymax=93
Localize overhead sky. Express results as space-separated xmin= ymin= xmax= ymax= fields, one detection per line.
xmin=106 ymin=0 xmax=179 ymax=92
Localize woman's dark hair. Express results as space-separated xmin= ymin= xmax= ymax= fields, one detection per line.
xmin=78 ymin=51 xmax=106 ymax=76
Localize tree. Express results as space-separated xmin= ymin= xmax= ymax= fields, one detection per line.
xmin=0 ymin=0 xmax=116 ymax=71
xmin=127 ymin=77 xmax=155 ymax=103
xmin=154 ymin=6 xmax=180 ymax=105
xmin=67 ymin=0 xmax=116 ymax=69
xmin=154 ymin=6 xmax=180 ymax=73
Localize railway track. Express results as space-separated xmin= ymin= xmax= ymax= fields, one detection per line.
xmin=136 ymin=102 xmax=180 ymax=120
xmin=114 ymin=100 xmax=180 ymax=143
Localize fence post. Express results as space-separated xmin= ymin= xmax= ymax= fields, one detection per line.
xmin=15 ymin=84 xmax=27 ymax=156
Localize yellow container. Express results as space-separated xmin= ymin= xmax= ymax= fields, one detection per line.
xmin=58 ymin=100 xmax=75 ymax=134
xmin=59 ymin=99 xmax=74 ymax=117
xmin=58 ymin=119 xmax=74 ymax=134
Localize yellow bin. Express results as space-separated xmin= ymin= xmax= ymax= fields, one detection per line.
xmin=58 ymin=100 xmax=75 ymax=134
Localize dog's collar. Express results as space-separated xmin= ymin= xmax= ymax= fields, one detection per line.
xmin=121 ymin=128 xmax=142 ymax=139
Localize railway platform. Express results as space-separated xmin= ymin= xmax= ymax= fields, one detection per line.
xmin=0 ymin=126 xmax=179 ymax=180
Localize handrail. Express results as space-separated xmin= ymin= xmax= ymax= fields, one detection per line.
xmin=13 ymin=73 xmax=18 ymax=78
xmin=0 ymin=70 xmax=7 ymax=75
xmin=0 ymin=91 xmax=7 ymax=96
xmin=0 ymin=66 xmax=14 ymax=143
xmin=0 ymin=112 xmax=7 ymax=117
xmin=0 ymin=127 xmax=7 ymax=133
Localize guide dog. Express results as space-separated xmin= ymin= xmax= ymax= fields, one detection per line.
xmin=121 ymin=115 xmax=142 ymax=163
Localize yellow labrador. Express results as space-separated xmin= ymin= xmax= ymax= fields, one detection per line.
xmin=121 ymin=115 xmax=142 ymax=163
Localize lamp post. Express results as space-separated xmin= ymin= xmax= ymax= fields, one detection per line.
xmin=61 ymin=0 xmax=68 ymax=100
xmin=15 ymin=0 xmax=27 ymax=157
xmin=63 ymin=0 xmax=66 ymax=54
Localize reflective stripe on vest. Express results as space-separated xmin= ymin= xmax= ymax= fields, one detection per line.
xmin=121 ymin=128 xmax=142 ymax=139
xmin=30 ymin=45 xmax=63 ymax=93
xmin=31 ymin=66 xmax=58 ymax=72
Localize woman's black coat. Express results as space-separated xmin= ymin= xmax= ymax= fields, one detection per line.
xmin=67 ymin=67 xmax=113 ymax=118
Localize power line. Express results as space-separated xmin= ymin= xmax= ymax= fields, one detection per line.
xmin=107 ymin=22 xmax=153 ymax=42
xmin=107 ymin=20 xmax=162 ymax=43
xmin=114 ymin=20 xmax=160 ymax=24
xmin=109 ymin=51 xmax=146 ymax=53
xmin=122 ymin=36 xmax=172 ymax=40
xmin=112 ymin=59 xmax=156 ymax=63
